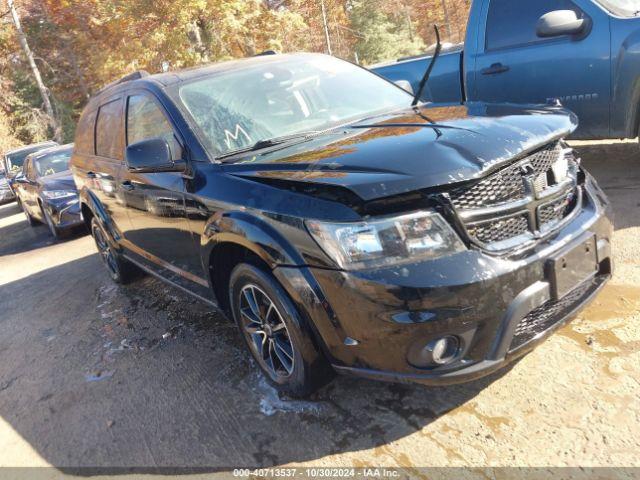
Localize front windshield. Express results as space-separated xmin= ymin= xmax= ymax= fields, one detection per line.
xmin=6 ymin=144 xmax=55 ymax=174
xmin=594 ymin=0 xmax=640 ymax=16
xmin=178 ymin=55 xmax=411 ymax=158
xmin=34 ymin=150 xmax=71 ymax=177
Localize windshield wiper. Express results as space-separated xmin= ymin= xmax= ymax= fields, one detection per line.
xmin=215 ymin=131 xmax=320 ymax=161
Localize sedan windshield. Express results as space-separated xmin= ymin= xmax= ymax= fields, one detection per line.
xmin=6 ymin=151 xmax=31 ymax=174
xmin=177 ymin=54 xmax=411 ymax=159
xmin=34 ymin=151 xmax=71 ymax=177
xmin=594 ymin=0 xmax=640 ymax=16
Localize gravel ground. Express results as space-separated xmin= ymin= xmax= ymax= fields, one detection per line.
xmin=0 ymin=140 xmax=638 ymax=472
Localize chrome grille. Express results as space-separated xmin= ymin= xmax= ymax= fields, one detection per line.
xmin=450 ymin=142 xmax=580 ymax=252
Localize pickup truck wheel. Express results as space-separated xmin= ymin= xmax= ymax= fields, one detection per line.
xmin=229 ymin=263 xmax=334 ymax=398
xmin=91 ymin=217 xmax=140 ymax=284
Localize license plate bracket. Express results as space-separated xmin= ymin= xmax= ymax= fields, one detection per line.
xmin=546 ymin=234 xmax=599 ymax=300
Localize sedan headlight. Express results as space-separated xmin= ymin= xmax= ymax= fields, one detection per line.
xmin=306 ymin=211 xmax=466 ymax=270
xmin=42 ymin=190 xmax=77 ymax=200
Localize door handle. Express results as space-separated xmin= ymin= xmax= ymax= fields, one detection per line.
xmin=481 ymin=63 xmax=510 ymax=75
xmin=86 ymin=171 xmax=97 ymax=179
xmin=120 ymin=181 xmax=135 ymax=191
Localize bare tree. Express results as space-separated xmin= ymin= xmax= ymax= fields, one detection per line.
xmin=320 ymin=0 xmax=333 ymax=55
xmin=6 ymin=0 xmax=61 ymax=142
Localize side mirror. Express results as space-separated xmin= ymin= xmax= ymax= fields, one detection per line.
xmin=394 ymin=79 xmax=414 ymax=95
xmin=536 ymin=10 xmax=588 ymax=38
xmin=125 ymin=137 xmax=185 ymax=173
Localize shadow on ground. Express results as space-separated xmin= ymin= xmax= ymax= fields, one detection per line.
xmin=0 ymin=140 xmax=636 ymax=470
xmin=0 ymin=253 xmax=511 ymax=470
xmin=0 ymin=202 xmax=87 ymax=257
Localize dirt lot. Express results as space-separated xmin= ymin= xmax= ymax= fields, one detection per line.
xmin=0 ymin=140 xmax=638 ymax=471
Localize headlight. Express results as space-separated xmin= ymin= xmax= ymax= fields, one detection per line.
xmin=42 ymin=190 xmax=77 ymax=200
xmin=306 ymin=211 xmax=466 ymax=270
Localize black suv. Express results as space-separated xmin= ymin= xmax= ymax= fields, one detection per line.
xmin=71 ymin=53 xmax=613 ymax=396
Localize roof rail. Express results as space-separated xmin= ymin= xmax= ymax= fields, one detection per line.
xmin=97 ymin=70 xmax=150 ymax=95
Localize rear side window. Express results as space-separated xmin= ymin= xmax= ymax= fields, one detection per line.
xmin=486 ymin=0 xmax=583 ymax=51
xmin=127 ymin=95 xmax=182 ymax=161
xmin=74 ymin=109 xmax=97 ymax=155
xmin=95 ymin=99 xmax=123 ymax=159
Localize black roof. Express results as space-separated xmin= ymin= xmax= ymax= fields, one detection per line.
xmin=96 ymin=52 xmax=324 ymax=95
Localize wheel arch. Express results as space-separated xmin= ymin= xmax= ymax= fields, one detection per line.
xmin=78 ymin=188 xmax=116 ymax=240
xmin=202 ymin=210 xmax=306 ymax=313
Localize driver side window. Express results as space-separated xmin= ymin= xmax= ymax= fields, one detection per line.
xmin=486 ymin=0 xmax=583 ymax=51
xmin=127 ymin=94 xmax=182 ymax=161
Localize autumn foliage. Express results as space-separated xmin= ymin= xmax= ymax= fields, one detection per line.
xmin=0 ymin=0 xmax=471 ymax=148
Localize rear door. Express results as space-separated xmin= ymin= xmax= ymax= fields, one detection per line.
xmin=76 ymin=97 xmax=130 ymax=238
xmin=119 ymin=91 xmax=201 ymax=289
xmin=471 ymin=0 xmax=610 ymax=138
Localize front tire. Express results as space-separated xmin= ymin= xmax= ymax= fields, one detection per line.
xmin=229 ymin=263 xmax=334 ymax=397
xmin=41 ymin=203 xmax=62 ymax=239
xmin=18 ymin=198 xmax=36 ymax=227
xmin=91 ymin=217 xmax=140 ymax=284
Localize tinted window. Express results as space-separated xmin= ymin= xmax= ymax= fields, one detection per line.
xmin=75 ymin=109 xmax=97 ymax=155
xmin=127 ymin=95 xmax=182 ymax=161
xmin=486 ymin=0 xmax=582 ymax=51
xmin=95 ymin=99 xmax=123 ymax=159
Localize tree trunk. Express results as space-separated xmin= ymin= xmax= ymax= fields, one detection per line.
xmin=6 ymin=0 xmax=61 ymax=142
xmin=440 ymin=0 xmax=453 ymax=41
xmin=320 ymin=0 xmax=333 ymax=55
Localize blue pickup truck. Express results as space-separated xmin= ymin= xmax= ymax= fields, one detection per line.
xmin=373 ymin=0 xmax=640 ymax=140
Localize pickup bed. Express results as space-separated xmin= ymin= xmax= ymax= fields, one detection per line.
xmin=373 ymin=0 xmax=640 ymax=140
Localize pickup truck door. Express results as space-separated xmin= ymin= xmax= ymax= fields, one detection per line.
xmin=119 ymin=92 xmax=205 ymax=291
xmin=471 ymin=0 xmax=610 ymax=139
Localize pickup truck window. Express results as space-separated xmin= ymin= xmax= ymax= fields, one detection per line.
xmin=126 ymin=95 xmax=182 ymax=161
xmin=95 ymin=99 xmax=124 ymax=160
xmin=486 ymin=0 xmax=581 ymax=51
xmin=595 ymin=0 xmax=640 ymax=16
xmin=177 ymin=55 xmax=410 ymax=158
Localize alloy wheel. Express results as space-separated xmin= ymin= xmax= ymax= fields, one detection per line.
xmin=239 ymin=284 xmax=295 ymax=379
xmin=93 ymin=225 xmax=119 ymax=277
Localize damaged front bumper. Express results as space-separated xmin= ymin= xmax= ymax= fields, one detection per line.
xmin=274 ymin=174 xmax=614 ymax=386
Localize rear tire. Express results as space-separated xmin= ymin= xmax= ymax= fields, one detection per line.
xmin=90 ymin=217 xmax=140 ymax=284
xmin=229 ymin=263 xmax=334 ymax=397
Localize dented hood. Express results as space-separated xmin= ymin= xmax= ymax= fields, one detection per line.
xmin=222 ymin=102 xmax=578 ymax=202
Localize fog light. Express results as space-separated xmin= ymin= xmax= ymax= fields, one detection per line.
xmin=429 ymin=336 xmax=460 ymax=365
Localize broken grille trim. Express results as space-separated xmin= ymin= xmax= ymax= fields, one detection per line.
xmin=449 ymin=142 xmax=581 ymax=252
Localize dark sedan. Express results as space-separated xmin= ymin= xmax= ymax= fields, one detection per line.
xmin=14 ymin=144 xmax=83 ymax=238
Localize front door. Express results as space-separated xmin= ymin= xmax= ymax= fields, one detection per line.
xmin=471 ymin=0 xmax=610 ymax=138
xmin=119 ymin=92 xmax=204 ymax=290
